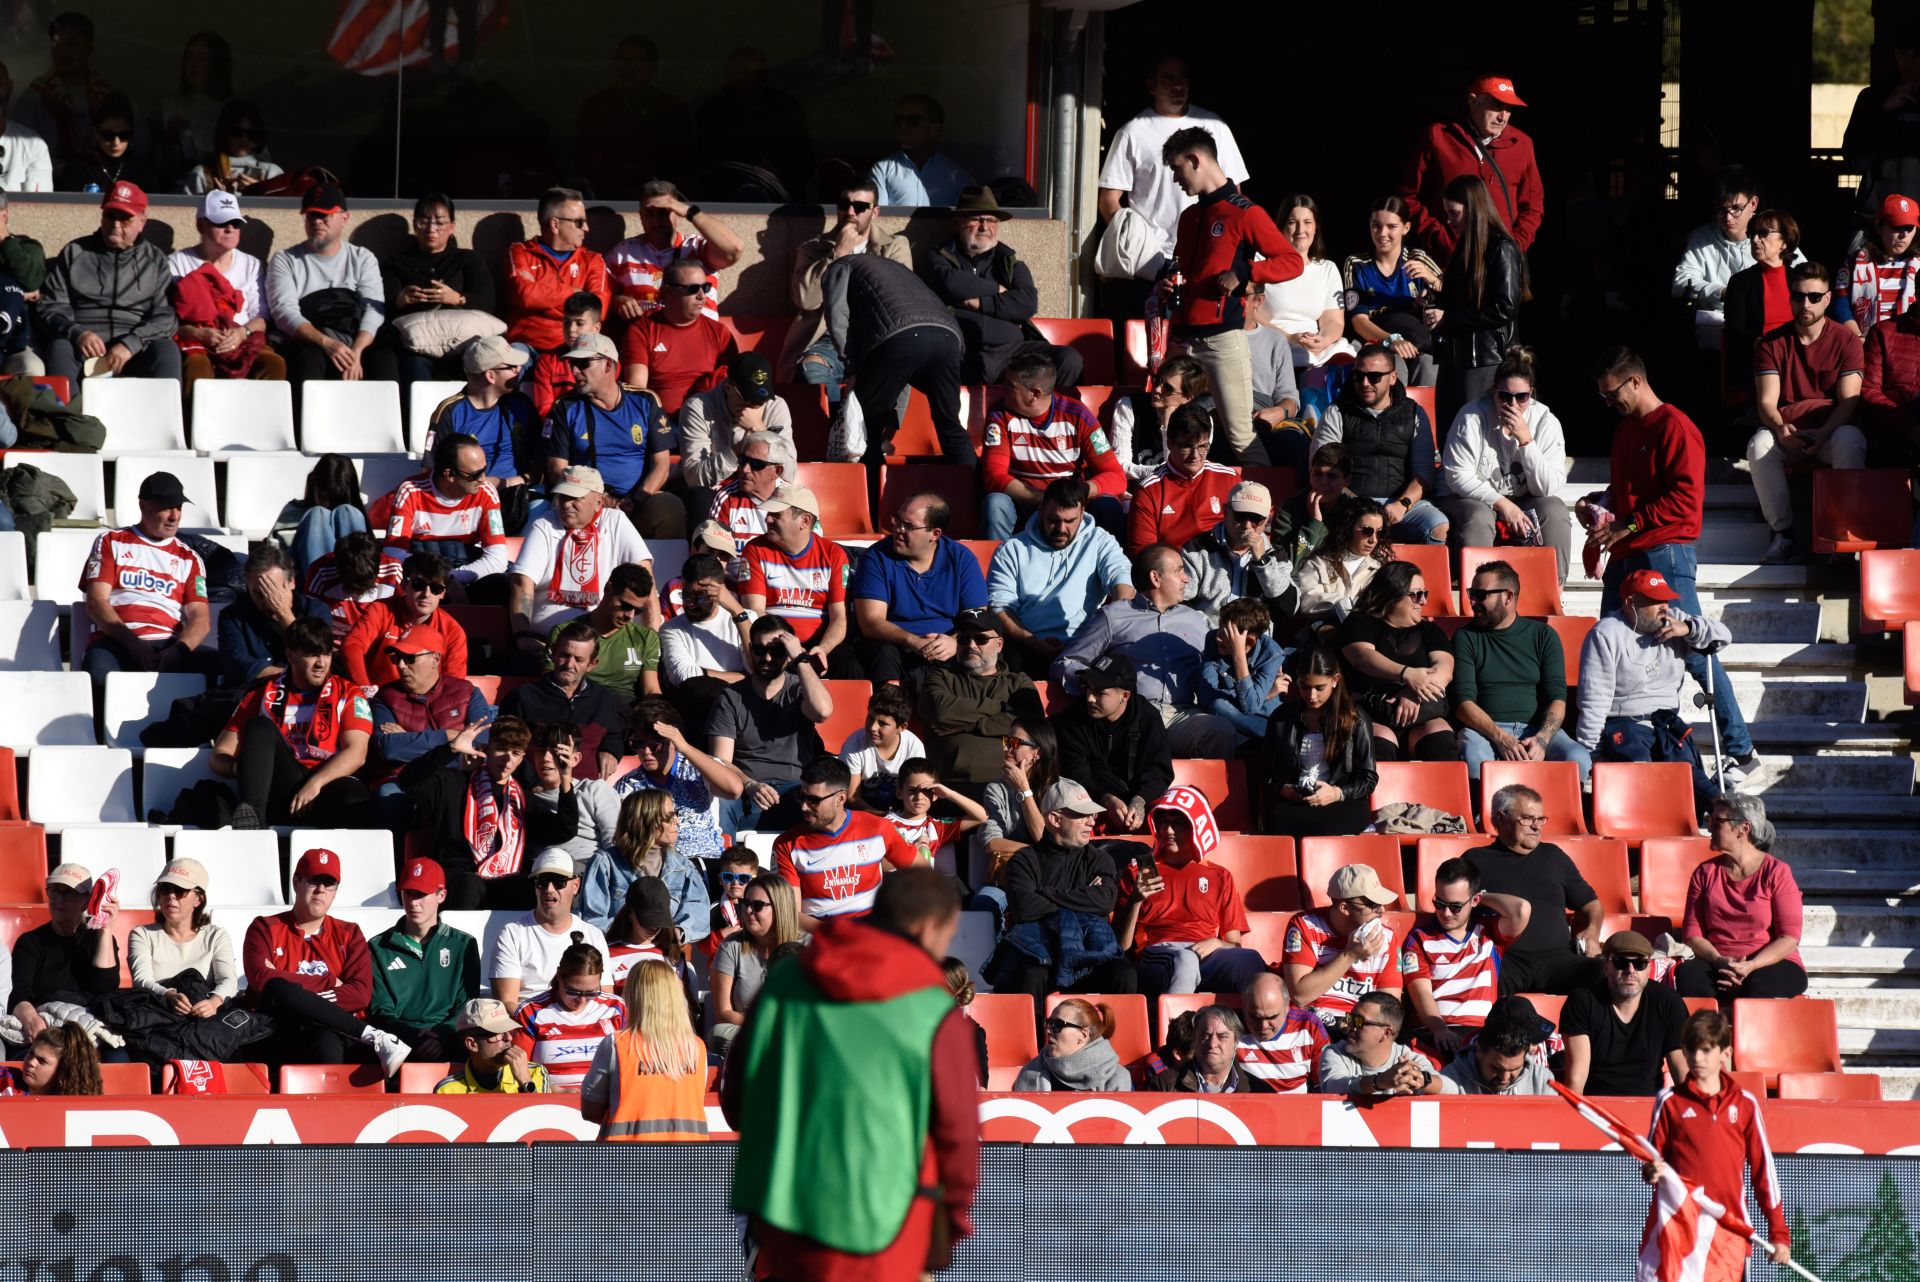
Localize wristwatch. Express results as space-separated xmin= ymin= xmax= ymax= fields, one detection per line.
xmin=683 ymin=204 xmax=703 ymax=220
xmin=732 ymin=609 xmax=753 ymax=624
xmin=1017 ymin=789 xmax=1034 ymax=801
xmin=1386 ymin=332 xmax=1403 ymax=346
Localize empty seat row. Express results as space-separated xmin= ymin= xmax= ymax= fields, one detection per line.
xmin=69 ymin=377 xmax=462 ymax=459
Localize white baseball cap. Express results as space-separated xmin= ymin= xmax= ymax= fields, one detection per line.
xmin=200 ymin=190 xmax=245 ymax=225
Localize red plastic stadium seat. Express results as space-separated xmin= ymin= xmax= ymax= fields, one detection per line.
xmin=160 ymin=1062 xmax=270 ymax=1093
xmin=0 ymin=374 xmax=70 ymax=404
xmin=100 ymin=1062 xmax=151 ymax=1095
xmin=1170 ymin=759 xmax=1249 ymax=830
xmin=1298 ymin=834 xmax=1406 ymax=909
xmin=1382 ymin=542 xmax=1452 ymax=618
xmin=1369 ymin=762 xmax=1473 ymax=832
xmin=1404 ymin=384 xmax=1439 ymax=447
xmin=1909 ymin=627 xmax=1920 ymax=706
xmin=1542 ymin=615 xmax=1596 ymax=689
xmin=1457 ymin=547 xmax=1562 ymax=616
xmin=0 ymin=747 xmax=18 ymax=821
xmin=878 ymin=463 xmax=981 ymax=538
xmin=1074 ymin=384 xmax=1117 ymax=424
xmin=1478 ymin=761 xmax=1587 ymax=835
xmin=398 ymin=1062 xmax=452 ymax=1094
xmin=1776 ymin=1071 xmax=1882 ymax=1101
xmin=1206 ymin=835 xmax=1300 ymax=911
xmin=1859 ymin=549 xmax=1920 ymax=633
xmin=795 ymin=462 xmax=876 ymax=536
xmin=1812 ymin=467 xmax=1910 ymax=554
xmin=1681 ymin=996 xmax=1719 ymax=1019
xmin=956 ymin=540 xmax=999 ymax=580
xmin=467 ymin=675 xmax=501 ymax=704
xmin=1552 ymin=836 xmax=1634 ymax=914
xmin=816 ymin=680 xmax=874 ymax=756
xmin=1155 ymin=991 xmax=1242 ymax=1046
xmin=725 ymin=315 xmax=791 ymax=358
xmin=1590 ymin=762 xmax=1697 ymax=842
xmin=970 ymin=993 xmax=1039 ymax=1083
xmin=0 ymin=823 xmax=47 ymax=903
xmin=0 ymin=904 xmax=49 ymax=952
xmin=1730 ymin=997 xmax=1841 ymax=1089
xmin=279 ymin=1062 xmax=390 ymax=1094
xmin=1030 ymin=317 xmax=1117 ymax=385
xmin=1047 ymin=992 xmax=1150 ymax=1070
xmin=1515 ymin=991 xmax=1566 ymax=1030
xmin=1239 ymin=911 xmax=1290 ymax=961
xmin=1638 ymin=837 xmax=1715 ymax=921
xmin=1119 ymin=319 xmax=1151 ymax=389
xmin=1412 ymin=836 xmax=1485 ymax=912
xmin=1429 ymin=615 xmax=1473 ymax=641
xmin=883 ymin=389 xmax=949 ymax=462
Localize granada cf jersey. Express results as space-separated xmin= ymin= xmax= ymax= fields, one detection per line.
xmin=515 ymin=989 xmax=628 ymax=1092
xmin=1281 ymin=910 xmax=1399 ymax=1021
xmin=81 ymin=527 xmax=208 ymax=642
xmin=1399 ymin=915 xmax=1514 ymax=1029
xmin=774 ymin=812 xmax=919 ymax=919
xmin=384 ymin=475 xmax=507 ymax=550
xmin=730 ymin=533 xmax=849 ymax=643
xmin=223 ymin=674 xmax=373 ymax=767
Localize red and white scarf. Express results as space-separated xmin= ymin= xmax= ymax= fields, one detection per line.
xmin=466 ymin=768 xmax=526 ymax=880
xmin=548 ymin=514 xmax=604 ymax=606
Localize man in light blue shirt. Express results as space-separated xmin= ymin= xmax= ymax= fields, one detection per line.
xmin=869 ymin=94 xmax=974 ymax=207
xmin=987 ymin=476 xmax=1133 ymax=679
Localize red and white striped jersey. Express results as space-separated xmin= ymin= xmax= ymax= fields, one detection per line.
xmin=731 ymin=534 xmax=849 ymax=641
xmin=774 ymin=812 xmax=919 ymax=919
xmin=304 ymin=551 xmax=405 ymax=642
xmin=515 ymin=989 xmax=628 ymax=1092
xmin=384 ymin=474 xmax=507 ymax=549
xmin=607 ymin=940 xmax=665 ymax=989
xmin=709 ymin=479 xmax=768 ymax=550
xmin=604 ymin=233 xmax=722 ymax=319
xmin=1235 ymin=1009 xmax=1330 ymax=1092
xmin=1398 ymin=916 xmax=1513 ymax=1030
xmin=885 ymin=812 xmax=966 ymax=877
xmin=81 ymin=527 xmax=208 ymax=642
xmin=1281 ymin=910 xmax=1400 ymax=1022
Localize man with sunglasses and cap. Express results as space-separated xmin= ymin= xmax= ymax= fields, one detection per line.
xmin=925 ymin=186 xmax=1082 ymax=387
xmin=1562 ymin=929 xmax=1689 ymax=1096
xmin=265 ymin=181 xmax=395 ymax=387
xmin=1280 ymin=863 xmax=1403 ymax=1029
xmin=544 ymin=329 xmax=684 ymax=539
xmin=1309 ymin=343 xmax=1448 ymax=544
xmin=781 ymin=173 xmax=912 ymax=413
xmin=36 ymin=179 xmax=178 ymax=380
xmin=990 ymin=778 xmax=1139 ymax=1003
xmin=424 ymin=334 xmax=539 ymax=489
xmin=1179 ymin=479 xmax=1296 ymax=627
xmin=78 ymin=469 xmax=212 ymax=717
xmin=620 ymin=257 xmax=739 ymax=417
xmin=9 ymin=863 xmax=118 ymax=1043
xmin=508 ymin=464 xmax=654 ymax=658
xmin=489 ymin=848 xmax=609 ymax=1009
xmin=340 ymin=551 xmax=469 ymax=694
xmin=368 ymin=632 xmax=491 ymax=818
xmin=917 ymin=606 xmax=1043 ymax=785
xmin=165 ymin=188 xmax=283 ymax=386
xmin=368 ymin=857 xmax=481 ymax=1062
xmin=604 ymin=177 xmax=742 ymax=324
xmin=435 ymin=998 xmax=548 ymax=1094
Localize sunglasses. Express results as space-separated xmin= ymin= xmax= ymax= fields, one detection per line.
xmin=1043 ymin=1017 xmax=1087 ymax=1035
xmin=1466 ymin=587 xmax=1511 ymax=601
xmin=563 ymin=984 xmax=601 ymax=999
xmin=741 ymin=898 xmax=773 ymax=913
xmin=211 ymin=220 xmax=245 ymax=232
xmin=957 ymin=633 xmax=996 ymax=647
xmin=741 ymin=457 xmax=779 ymax=472
xmin=1231 ymin=511 xmax=1267 ymax=523
xmin=608 ymin=597 xmax=647 ymax=614
xmin=798 ymin=789 xmax=845 ymax=809
xmin=1333 ymin=896 xmax=1381 ymax=913
xmin=534 ymin=875 xmax=573 ymax=890
xmin=1356 ymin=526 xmax=1384 ymax=540
xmin=1609 ymin=954 xmax=1651 ymax=971
xmin=1407 ymin=589 xmax=1429 ymax=603
xmin=838 ymin=199 xmax=874 ymax=213
xmin=1433 ymin=897 xmax=1474 ymax=913
xmin=669 ymin=281 xmax=711 ymax=295
xmin=1792 ymin=291 xmax=1828 ymax=303
xmin=97 ymin=128 xmax=132 ymax=143
xmin=386 ymin=649 xmax=438 ymax=665
xmin=718 ymin=871 xmax=755 ymax=886
xmin=1352 ymin=1017 xmax=1398 ymax=1033
xmin=405 ymin=578 xmax=447 ymax=595
xmin=750 ymin=644 xmax=787 ymax=658
xmin=1002 ymin=735 xmax=1037 ymax=751
xmin=557 ymin=216 xmax=589 ymax=229
xmin=1356 ymin=369 xmax=1392 ymax=385
xmin=1152 ymin=378 xmax=1186 ymax=393
xmin=1495 ymin=389 xmax=1532 ymax=403
xmin=904 ymin=785 xmax=940 ymax=798
xmin=447 ymin=466 xmax=488 ymax=482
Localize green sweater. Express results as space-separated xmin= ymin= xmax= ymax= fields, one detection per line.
xmin=1449 ymin=617 xmax=1566 ymax=726
xmin=367 ymin=920 xmax=480 ymax=1043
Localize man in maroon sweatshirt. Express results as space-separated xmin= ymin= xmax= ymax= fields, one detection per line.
xmin=1580 ymin=347 xmax=1757 ymax=776
xmin=1400 ymin=74 xmax=1544 ymax=261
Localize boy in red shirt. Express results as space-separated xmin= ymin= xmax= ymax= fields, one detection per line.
xmin=1114 ymin=786 xmax=1267 ymax=998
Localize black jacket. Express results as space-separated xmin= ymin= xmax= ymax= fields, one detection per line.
xmin=380 ymin=240 xmax=497 ymax=319
xmin=1262 ymin=703 xmax=1379 ymax=813
xmin=1435 ymin=231 xmax=1524 ymax=369
xmin=1056 ymin=697 xmax=1174 ymax=806
xmin=1722 ymin=263 xmax=1775 ymax=392
xmin=822 ymin=252 xmax=960 ymax=366
xmin=1002 ymin=836 xmax=1123 ymax=924
xmin=923 ymin=239 xmax=1040 ymax=382
xmin=1146 ymin=1061 xmax=1279 ymax=1094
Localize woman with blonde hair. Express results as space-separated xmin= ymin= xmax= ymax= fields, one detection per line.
xmin=579 ymin=787 xmax=709 ymax=939
xmin=579 ymin=959 xmax=709 ymax=1140
xmin=1012 ymin=997 xmax=1132 ymax=1092
xmin=710 ymin=873 xmax=802 ymax=1048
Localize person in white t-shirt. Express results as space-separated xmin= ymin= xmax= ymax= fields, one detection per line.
xmin=838 ymin=683 xmax=926 ymax=813
xmin=487 ymin=849 xmax=610 ymax=1009
xmin=508 ymin=465 xmax=653 ymax=650
xmin=883 ymin=758 xmax=986 ymax=878
xmin=0 ymin=65 xmax=53 ymax=193
xmin=1262 ymin=195 xmax=1355 ymax=372
xmin=658 ymin=550 xmax=756 ymax=731
xmin=1097 ymin=54 xmax=1249 ymax=259
xmin=165 ymin=189 xmax=283 ymax=387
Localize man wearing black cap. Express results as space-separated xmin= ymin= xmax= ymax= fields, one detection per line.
xmin=1054 ymin=653 xmax=1174 ymax=834
xmin=924 ymin=187 xmax=1082 ymax=387
xmin=917 ymin=606 xmax=1042 ymax=785
xmin=1437 ymin=997 xmax=1557 ymax=1095
xmin=79 ymin=469 xmax=212 ymax=723
xmin=621 ymin=257 xmax=740 ymax=417
xmin=36 ymin=180 xmax=180 ymax=381
xmin=677 ymin=351 xmax=796 ymax=492
xmin=265 ymin=181 xmax=396 ymax=387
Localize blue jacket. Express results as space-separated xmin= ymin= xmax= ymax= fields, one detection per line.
xmin=578 ymin=845 xmax=711 ymax=944
xmin=1201 ymin=633 xmax=1287 ymax=718
xmin=986 ymin=510 xmax=1131 ymax=642
xmin=216 ymin=596 xmax=285 ymax=688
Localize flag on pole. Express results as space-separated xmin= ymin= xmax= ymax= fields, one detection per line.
xmin=327 ymin=0 xmax=508 ymax=75
xmin=1550 ymin=1082 xmax=1756 ymax=1282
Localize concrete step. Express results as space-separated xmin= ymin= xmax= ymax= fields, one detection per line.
xmin=1690 ymin=720 xmax=1911 ymax=750
xmin=1810 ymin=986 xmax=1920 ymax=1030
xmin=1841 ymin=1026 xmax=1920 ymax=1059
xmin=1803 ymin=949 xmax=1920 ymax=978
xmin=1719 ymin=642 xmax=1859 ymax=672
xmin=1770 ymin=828 xmax=1920 ymax=870
xmin=1735 ymin=753 xmax=1916 ymax=796
xmin=1785 ymin=864 xmax=1920 ymax=897
xmin=1712 ymin=679 xmax=1867 ymax=723
xmin=1797 ymin=902 xmax=1920 ymax=948
xmin=1757 ymin=792 xmax=1920 ymax=823
xmin=1698 ymin=522 xmax=1774 ymax=562
xmin=1855 ymin=1066 xmax=1920 ymax=1100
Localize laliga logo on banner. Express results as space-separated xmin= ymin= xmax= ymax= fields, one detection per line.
xmin=978 ymin=1097 xmax=1257 ymax=1145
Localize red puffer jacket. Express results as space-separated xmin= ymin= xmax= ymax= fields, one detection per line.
xmin=1862 ymin=306 xmax=1920 ymax=436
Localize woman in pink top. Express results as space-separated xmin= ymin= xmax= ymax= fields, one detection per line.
xmin=1676 ymin=794 xmax=1806 ymax=1000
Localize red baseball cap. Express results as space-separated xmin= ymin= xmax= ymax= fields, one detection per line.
xmin=1620 ymin=569 xmax=1680 ymax=603
xmin=294 ymin=848 xmax=341 ymax=882
xmin=397 ymin=857 xmax=446 ymax=896
xmin=101 ymin=181 xmax=147 ymax=217
xmin=1469 ymin=75 xmax=1526 ymax=108
xmin=1880 ymin=193 xmax=1919 ymax=227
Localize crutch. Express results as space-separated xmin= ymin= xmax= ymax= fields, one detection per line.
xmin=1693 ymin=635 xmax=1730 ymax=797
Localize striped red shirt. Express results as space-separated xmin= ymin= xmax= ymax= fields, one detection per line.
xmin=1398 ymin=915 xmax=1512 ymax=1030
xmin=708 ymin=478 xmax=769 ymax=551
xmin=304 ymin=551 xmax=406 ymax=642
xmin=81 ymin=527 xmax=208 ymax=643
xmin=980 ymin=392 xmax=1126 ymax=498
xmin=1281 ymin=910 xmax=1400 ymax=1022
xmin=516 ymin=989 xmax=628 ymax=1092
xmin=774 ymin=812 xmax=919 ymax=920
xmin=731 ymin=533 xmax=849 ymax=642
xmin=384 ymin=474 xmax=507 ymax=549
xmin=1235 ymin=1009 xmax=1330 ymax=1092
xmin=222 ymin=674 xmax=373 ymax=767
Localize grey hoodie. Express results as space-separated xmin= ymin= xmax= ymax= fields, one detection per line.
xmin=1575 ymin=606 xmax=1732 ymax=748
xmin=37 ymin=233 xmax=175 ymax=355
xmin=1012 ymin=1034 xmax=1133 ymax=1092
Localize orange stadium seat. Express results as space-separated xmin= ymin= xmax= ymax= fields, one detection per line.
xmin=1908 ymin=626 xmax=1920 ymax=706
xmin=1170 ymin=759 xmax=1250 ymax=830
xmin=1206 ymin=835 xmax=1299 ymax=911
xmin=883 ymin=389 xmax=949 ymax=461
xmin=0 ymin=747 xmax=18 ymax=821
xmin=279 ymin=1063 xmax=390 ymax=1094
xmin=1404 ymin=384 xmax=1439 ymax=446
xmin=1542 ymin=615 xmax=1596 ymax=688
xmin=1731 ymin=997 xmax=1841 ymax=1089
xmin=816 ymin=680 xmax=874 ymax=755
xmin=160 ymin=1062 xmax=271 ymax=1093
xmin=99 ymin=1062 xmax=152 ymax=1095
xmin=398 ymin=1062 xmax=452 ymax=1094
xmin=1777 ymin=1071 xmax=1882 ymax=1101
xmin=1812 ymin=467 xmax=1911 ymax=554
xmin=1478 ymin=761 xmax=1587 ymax=835
xmin=1552 ymin=836 xmax=1635 ymax=914
xmin=1031 ymin=317 xmax=1117 ymax=385
xmin=1412 ymin=836 xmax=1487 ymax=912
xmin=0 ymin=904 xmax=48 ymax=952
xmin=1430 ymin=615 xmax=1472 ymax=641
xmin=1457 ymin=546 xmax=1562 ymax=616
xmin=878 ymin=463 xmax=981 ymax=538
xmin=1516 ymin=991 xmax=1566 ymax=1030
xmin=1382 ymin=542 xmax=1451 ymax=618
xmin=1047 ymin=992 xmax=1150 ymax=1070
xmin=1370 ymin=761 xmax=1473 ymax=831
xmin=725 ymin=315 xmax=791 ymax=357
xmin=969 ymin=992 xmax=1039 ymax=1088
xmin=1239 ymin=911 xmax=1290 ymax=961
xmin=1298 ymin=835 xmax=1406 ymax=909
xmin=1155 ymin=991 xmax=1242 ymax=1046
xmin=1590 ymin=762 xmax=1698 ymax=842
xmin=795 ymin=462 xmax=876 ymax=536
xmin=1859 ymin=549 xmax=1920 ymax=633
xmin=1119 ymin=319 xmax=1151 ymax=389
xmin=957 ymin=540 xmax=999 ymax=580
xmin=1638 ymin=837 xmax=1715 ymax=921
xmin=0 ymin=822 xmax=47 ymax=902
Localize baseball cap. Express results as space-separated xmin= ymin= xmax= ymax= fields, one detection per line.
xmin=156 ymin=858 xmax=208 ymax=893
xmin=1620 ymin=568 xmax=1680 ymax=603
xmin=1228 ymin=480 xmax=1273 ymax=518
xmin=953 ymin=607 xmax=1002 ymax=638
xmin=529 ymin=849 xmax=576 ymax=879
xmin=549 ymin=465 xmax=606 ymax=499
xmin=1604 ymin=929 xmax=1655 ymax=959
xmin=763 ymin=484 xmax=820 ymax=518
xmin=101 ymin=181 xmax=147 ymax=217
xmin=46 ymin=863 xmax=92 ymax=892
xmin=463 ymin=333 xmax=529 ymax=375
xmin=397 ymin=858 xmax=447 ymax=896
xmin=137 ymin=471 xmax=188 ymax=507
xmin=294 ymin=848 xmax=341 ymax=883
xmin=624 ymin=875 xmax=675 ymax=931
xmin=1039 ymin=778 xmax=1104 ymax=816
xmin=1469 ymin=75 xmax=1526 ymax=107
xmin=691 ymin=519 xmax=736 ymax=557
xmin=1486 ymin=995 xmax=1555 ymax=1045
xmin=563 ymin=332 xmax=619 ymax=363
xmin=200 ymin=189 xmax=245 ymax=225
xmin=1081 ymin=653 xmax=1137 ymax=693
xmin=728 ymin=352 xmax=775 ymax=404
xmin=300 ymin=181 xmax=348 ymax=214
xmin=385 ymin=634 xmax=443 ymax=660
xmin=1882 ymin=193 xmax=1919 ymax=227
xmin=455 ymin=997 xmax=518 ymax=1035
xmin=1328 ymin=863 xmax=1399 ymax=907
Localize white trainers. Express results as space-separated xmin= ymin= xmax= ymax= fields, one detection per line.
xmin=362 ymin=1027 xmax=412 ymax=1076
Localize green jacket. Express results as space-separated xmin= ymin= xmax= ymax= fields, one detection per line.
xmin=367 ymin=919 xmax=480 ymax=1043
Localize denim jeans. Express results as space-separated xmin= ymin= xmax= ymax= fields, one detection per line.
xmin=1600 ymin=541 xmax=1753 ymax=757
xmin=293 ymin=505 xmax=370 ymax=581
xmin=1460 ymin=720 xmax=1594 ymax=786
xmin=798 ymin=338 xmax=846 ymax=407
xmin=1206 ymin=695 xmax=1272 ymax=745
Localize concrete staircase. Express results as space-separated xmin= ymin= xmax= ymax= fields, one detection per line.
xmin=1564 ymin=459 xmax=1919 ymax=1099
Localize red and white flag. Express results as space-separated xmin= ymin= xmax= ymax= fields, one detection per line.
xmin=1551 ymin=1083 xmax=1756 ymax=1282
xmin=327 ymin=0 xmax=508 ymax=75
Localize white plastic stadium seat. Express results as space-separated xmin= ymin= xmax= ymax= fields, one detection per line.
xmin=441 ymin=910 xmax=510 ymax=982
xmin=407 ymin=380 xmax=465 ymax=454
xmin=224 ymin=453 xmax=317 ymax=534
xmin=0 ymin=671 xmax=95 ymax=748
xmin=289 ymin=828 xmax=397 ymax=906
xmin=60 ymin=824 xmax=168 ymax=893
xmin=112 ymin=454 xmax=221 ymax=530
xmin=79 ymin=378 xmax=188 ymax=459
xmin=14 ymin=453 xmax=107 ymax=522
xmin=102 ymin=672 xmax=208 ymax=750
xmin=301 ymin=381 xmax=404 ymax=455
xmin=172 ymin=829 xmax=286 ymax=907
xmin=27 ymin=746 xmax=135 ymax=831
xmin=141 ymin=746 xmax=218 ymax=823
xmin=0 ymin=600 xmax=60 ymax=669
xmin=34 ymin=528 xmax=103 ymax=608
xmin=353 ymin=454 xmax=420 ymax=509
xmin=191 ymin=380 xmax=297 ymax=457
xmin=0 ymin=531 xmax=28 ymax=600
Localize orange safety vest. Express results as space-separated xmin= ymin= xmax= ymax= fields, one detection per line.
xmin=599 ymin=1029 xmax=710 ymax=1142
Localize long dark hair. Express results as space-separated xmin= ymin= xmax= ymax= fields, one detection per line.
xmin=36 ymin=1025 xmax=102 ymax=1097
xmin=1289 ymin=645 xmax=1356 ymax=762
xmin=303 ymin=453 xmax=365 ymax=515
xmin=1280 ymin=193 xmax=1327 ymax=262
xmin=1442 ymin=174 xmax=1531 ymax=311
xmin=1010 ymin=717 xmax=1060 ymax=800
xmin=1353 ymin=559 xmax=1423 ymax=622
xmin=1310 ymin=497 xmax=1387 ymax=588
